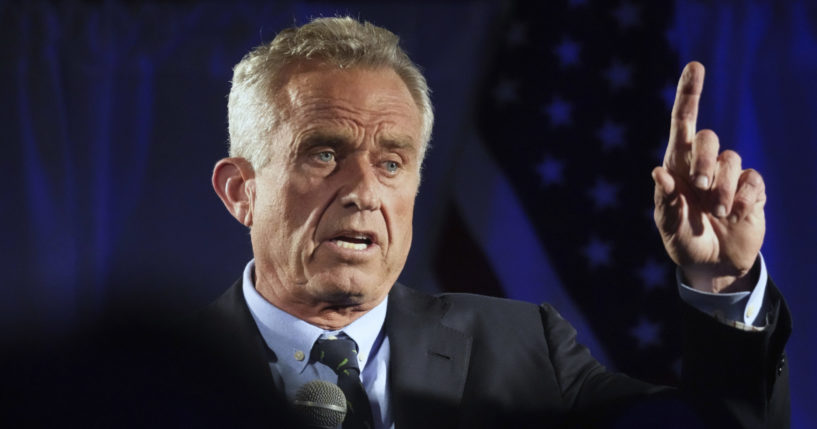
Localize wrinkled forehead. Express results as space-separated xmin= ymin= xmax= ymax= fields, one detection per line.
xmin=273 ymin=61 xmax=424 ymax=140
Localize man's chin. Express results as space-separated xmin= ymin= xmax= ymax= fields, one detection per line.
xmin=306 ymin=270 xmax=391 ymax=307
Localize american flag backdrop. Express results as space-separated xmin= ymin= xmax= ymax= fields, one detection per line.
xmin=3 ymin=1 xmax=816 ymax=426
xmin=435 ymin=0 xmax=681 ymax=384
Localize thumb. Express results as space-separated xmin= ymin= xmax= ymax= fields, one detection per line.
xmin=652 ymin=166 xmax=676 ymax=207
xmin=651 ymin=166 xmax=681 ymax=233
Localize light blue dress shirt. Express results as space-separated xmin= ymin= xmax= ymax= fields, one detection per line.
xmin=242 ymin=261 xmax=393 ymax=429
xmin=677 ymin=253 xmax=769 ymax=329
xmin=242 ymin=256 xmax=769 ymax=429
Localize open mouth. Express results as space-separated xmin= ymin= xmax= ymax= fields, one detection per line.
xmin=331 ymin=234 xmax=373 ymax=251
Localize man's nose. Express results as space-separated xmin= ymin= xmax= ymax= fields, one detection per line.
xmin=338 ymin=157 xmax=381 ymax=211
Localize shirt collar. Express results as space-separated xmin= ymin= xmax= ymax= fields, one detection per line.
xmin=241 ymin=259 xmax=388 ymax=373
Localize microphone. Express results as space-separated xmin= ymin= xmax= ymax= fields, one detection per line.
xmin=293 ymin=380 xmax=347 ymax=428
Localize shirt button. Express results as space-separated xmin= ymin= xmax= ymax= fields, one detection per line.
xmin=745 ymin=305 xmax=755 ymax=320
xmin=777 ymin=356 xmax=786 ymax=376
xmin=294 ymin=350 xmax=305 ymax=361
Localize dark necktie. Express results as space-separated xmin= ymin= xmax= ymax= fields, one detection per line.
xmin=311 ymin=336 xmax=375 ymax=429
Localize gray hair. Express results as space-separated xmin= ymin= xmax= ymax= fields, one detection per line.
xmin=227 ymin=16 xmax=434 ymax=169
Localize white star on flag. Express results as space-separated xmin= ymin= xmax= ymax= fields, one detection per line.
xmin=537 ymin=157 xmax=564 ymax=186
xmin=589 ymin=178 xmax=619 ymax=210
xmin=597 ymin=119 xmax=626 ymax=150
xmin=543 ymin=97 xmax=572 ymax=127
xmin=584 ymin=237 xmax=612 ymax=268
xmin=554 ymin=38 xmax=580 ymax=68
xmin=631 ymin=317 xmax=661 ymax=348
xmin=604 ymin=59 xmax=633 ymax=91
xmin=638 ymin=258 xmax=668 ymax=290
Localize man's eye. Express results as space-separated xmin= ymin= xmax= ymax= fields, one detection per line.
xmin=384 ymin=160 xmax=400 ymax=173
xmin=316 ymin=151 xmax=335 ymax=163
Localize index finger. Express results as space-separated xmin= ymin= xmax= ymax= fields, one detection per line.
xmin=665 ymin=62 xmax=705 ymax=171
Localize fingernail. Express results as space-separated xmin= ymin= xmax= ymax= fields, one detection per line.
xmin=728 ymin=214 xmax=738 ymax=224
xmin=716 ymin=205 xmax=726 ymax=217
xmin=694 ymin=175 xmax=709 ymax=189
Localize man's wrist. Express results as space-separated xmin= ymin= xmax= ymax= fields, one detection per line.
xmin=681 ymin=258 xmax=760 ymax=293
xmin=677 ymin=254 xmax=768 ymax=327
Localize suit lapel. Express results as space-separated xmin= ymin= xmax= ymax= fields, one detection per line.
xmin=198 ymin=280 xmax=284 ymax=405
xmin=386 ymin=284 xmax=472 ymax=428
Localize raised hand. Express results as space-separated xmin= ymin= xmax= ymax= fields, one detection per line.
xmin=652 ymin=62 xmax=766 ymax=293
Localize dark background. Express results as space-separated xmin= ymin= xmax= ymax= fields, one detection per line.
xmin=3 ymin=1 xmax=815 ymax=427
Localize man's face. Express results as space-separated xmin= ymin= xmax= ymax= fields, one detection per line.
xmin=249 ymin=61 xmax=423 ymax=309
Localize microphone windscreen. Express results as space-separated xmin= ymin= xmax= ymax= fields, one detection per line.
xmin=293 ymin=380 xmax=347 ymax=428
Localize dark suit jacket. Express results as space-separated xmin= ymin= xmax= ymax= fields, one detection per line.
xmin=189 ymin=279 xmax=791 ymax=428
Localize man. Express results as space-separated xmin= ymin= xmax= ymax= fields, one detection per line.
xmin=204 ymin=16 xmax=789 ymax=428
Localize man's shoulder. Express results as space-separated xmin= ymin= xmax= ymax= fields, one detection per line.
xmin=189 ymin=279 xmax=256 ymax=335
xmin=391 ymin=282 xmax=540 ymax=311
xmin=180 ymin=279 xmax=268 ymax=368
xmin=198 ymin=278 xmax=245 ymax=317
xmin=389 ymin=283 xmax=548 ymax=333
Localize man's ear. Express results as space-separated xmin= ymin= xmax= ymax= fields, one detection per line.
xmin=212 ymin=157 xmax=256 ymax=227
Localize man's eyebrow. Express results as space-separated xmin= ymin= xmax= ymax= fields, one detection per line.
xmin=295 ymin=132 xmax=418 ymax=154
xmin=380 ymin=137 xmax=417 ymax=152
xmin=297 ymin=132 xmax=351 ymax=149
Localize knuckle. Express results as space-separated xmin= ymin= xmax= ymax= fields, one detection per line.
xmin=733 ymin=191 xmax=752 ymax=206
xmin=694 ymin=130 xmax=720 ymax=152
xmin=684 ymin=151 xmax=694 ymax=167
xmin=718 ymin=185 xmax=735 ymax=201
xmin=674 ymin=110 xmax=696 ymax=122
xmin=696 ymin=129 xmax=719 ymax=142
xmin=719 ymin=150 xmax=742 ymax=166
xmin=743 ymin=168 xmax=765 ymax=187
xmin=694 ymin=156 xmax=714 ymax=171
xmin=731 ymin=195 xmax=751 ymax=213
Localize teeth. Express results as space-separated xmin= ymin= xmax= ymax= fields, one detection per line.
xmin=336 ymin=240 xmax=368 ymax=250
